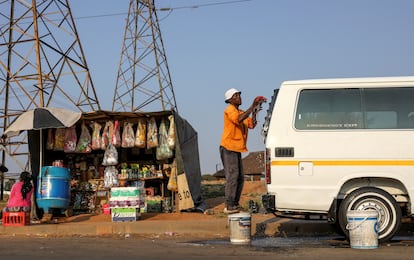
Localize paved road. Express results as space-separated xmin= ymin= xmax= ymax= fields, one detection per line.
xmin=1 ymin=211 xmax=414 ymax=259
xmin=1 ymin=235 xmax=414 ymax=260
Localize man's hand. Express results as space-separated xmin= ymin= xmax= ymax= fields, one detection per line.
xmin=253 ymin=96 xmax=267 ymax=113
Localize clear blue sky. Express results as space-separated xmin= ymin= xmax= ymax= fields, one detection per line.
xmin=70 ymin=0 xmax=414 ymax=174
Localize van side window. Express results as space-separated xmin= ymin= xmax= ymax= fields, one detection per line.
xmin=364 ymin=88 xmax=414 ymax=129
xmin=295 ymin=88 xmax=363 ymax=129
xmin=295 ymin=87 xmax=414 ymax=130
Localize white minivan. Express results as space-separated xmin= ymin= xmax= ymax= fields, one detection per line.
xmin=262 ymin=76 xmax=414 ymax=242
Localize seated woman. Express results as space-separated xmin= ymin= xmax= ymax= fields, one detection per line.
xmin=3 ymin=171 xmax=34 ymax=213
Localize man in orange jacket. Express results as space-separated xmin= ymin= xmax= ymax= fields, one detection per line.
xmin=219 ymin=88 xmax=266 ymax=214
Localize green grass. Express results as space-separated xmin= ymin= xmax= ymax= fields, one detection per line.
xmin=201 ymin=183 xmax=225 ymax=199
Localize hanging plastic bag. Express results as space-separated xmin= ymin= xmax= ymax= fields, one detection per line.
xmin=147 ymin=117 xmax=158 ymax=149
xmin=167 ymin=160 xmax=178 ymax=192
xmin=167 ymin=115 xmax=175 ymax=149
xmin=91 ymin=122 xmax=102 ymax=150
xmin=102 ymin=143 xmax=118 ymax=166
xmin=76 ymin=123 xmax=92 ymax=153
xmin=121 ymin=122 xmax=135 ymax=148
xmin=101 ymin=121 xmax=114 ymax=150
xmin=64 ymin=126 xmax=77 ymax=153
xmin=54 ymin=128 xmax=65 ymax=151
xmin=46 ymin=128 xmax=54 ymax=150
xmin=134 ymin=118 xmax=146 ymax=148
xmin=156 ymin=118 xmax=173 ymax=160
xmin=104 ymin=166 xmax=118 ymax=188
xmin=101 ymin=121 xmax=109 ymax=150
xmin=112 ymin=120 xmax=121 ymax=148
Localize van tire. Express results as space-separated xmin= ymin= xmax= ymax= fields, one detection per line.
xmin=338 ymin=187 xmax=402 ymax=243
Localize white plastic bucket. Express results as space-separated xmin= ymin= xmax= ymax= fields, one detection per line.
xmin=228 ymin=212 xmax=251 ymax=245
xmin=346 ymin=210 xmax=379 ymax=249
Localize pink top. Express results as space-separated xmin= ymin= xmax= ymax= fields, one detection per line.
xmin=7 ymin=181 xmax=34 ymax=208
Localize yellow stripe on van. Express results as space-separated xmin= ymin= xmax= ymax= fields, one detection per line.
xmin=271 ymin=160 xmax=414 ymax=166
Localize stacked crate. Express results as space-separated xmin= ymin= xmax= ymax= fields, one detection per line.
xmin=2 ymin=211 xmax=30 ymax=226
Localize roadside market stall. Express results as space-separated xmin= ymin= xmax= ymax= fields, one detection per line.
xmin=27 ymin=110 xmax=206 ymax=220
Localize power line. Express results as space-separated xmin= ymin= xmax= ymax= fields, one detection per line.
xmin=159 ymin=0 xmax=253 ymax=11
xmin=75 ymin=12 xmax=128 ymax=20
xmin=74 ymin=0 xmax=253 ymax=20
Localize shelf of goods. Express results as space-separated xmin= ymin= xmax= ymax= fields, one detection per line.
xmin=42 ymin=111 xmax=179 ymax=215
xmin=70 ymin=179 xmax=107 ymax=214
xmin=106 ymin=163 xmax=174 ymax=213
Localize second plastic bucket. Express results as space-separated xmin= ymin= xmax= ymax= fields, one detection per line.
xmin=346 ymin=210 xmax=379 ymax=249
xmin=228 ymin=212 xmax=251 ymax=245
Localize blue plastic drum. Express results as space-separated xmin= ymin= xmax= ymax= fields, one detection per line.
xmin=36 ymin=166 xmax=71 ymax=213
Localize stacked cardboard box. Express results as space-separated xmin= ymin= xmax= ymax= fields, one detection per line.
xmin=110 ymin=184 xmax=145 ymax=222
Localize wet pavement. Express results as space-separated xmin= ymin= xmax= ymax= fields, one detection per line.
xmin=187 ymin=235 xmax=414 ymax=249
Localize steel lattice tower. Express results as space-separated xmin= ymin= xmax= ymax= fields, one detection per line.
xmin=112 ymin=0 xmax=177 ymax=112
xmin=0 ymin=0 xmax=101 ymax=176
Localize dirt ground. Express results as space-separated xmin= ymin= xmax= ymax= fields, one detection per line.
xmin=202 ymin=180 xmax=267 ymax=212
xmin=65 ymin=180 xmax=268 ymax=223
xmin=144 ymin=180 xmax=267 ymax=221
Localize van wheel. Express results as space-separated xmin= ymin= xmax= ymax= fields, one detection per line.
xmin=338 ymin=187 xmax=401 ymax=243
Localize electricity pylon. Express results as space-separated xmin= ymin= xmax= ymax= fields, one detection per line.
xmin=0 ymin=0 xmax=101 ymax=181
xmin=112 ymin=0 xmax=177 ymax=112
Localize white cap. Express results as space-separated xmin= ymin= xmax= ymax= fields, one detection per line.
xmin=224 ymin=88 xmax=241 ymax=103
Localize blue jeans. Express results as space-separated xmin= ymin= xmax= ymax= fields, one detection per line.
xmin=220 ymin=146 xmax=244 ymax=209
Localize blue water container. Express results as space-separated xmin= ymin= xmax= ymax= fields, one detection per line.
xmin=36 ymin=166 xmax=71 ymax=213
